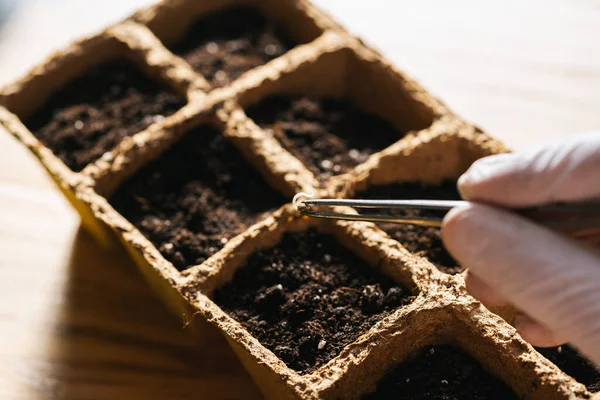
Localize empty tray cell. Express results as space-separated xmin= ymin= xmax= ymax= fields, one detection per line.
xmin=355 ymin=180 xmax=462 ymax=274
xmin=245 ymin=95 xmax=401 ymax=179
xmin=110 ymin=125 xmax=285 ymax=271
xmin=24 ymin=60 xmax=186 ymax=172
xmin=168 ymin=6 xmax=297 ymax=88
xmin=538 ymin=345 xmax=600 ymax=393
xmin=213 ymin=228 xmax=414 ymax=374
xmin=363 ymin=345 xmax=518 ymax=399
xmin=240 ymin=48 xmax=437 ymax=180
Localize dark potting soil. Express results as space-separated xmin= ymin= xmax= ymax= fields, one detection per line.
xmin=110 ymin=125 xmax=285 ymax=271
xmin=169 ymin=6 xmax=297 ymax=88
xmin=213 ymin=229 xmax=414 ymax=373
xmin=356 ymin=180 xmax=463 ymax=274
xmin=245 ymin=95 xmax=403 ymax=179
xmin=538 ymin=345 xmax=600 ymax=393
xmin=25 ymin=60 xmax=185 ymax=172
xmin=363 ymin=345 xmax=518 ymax=400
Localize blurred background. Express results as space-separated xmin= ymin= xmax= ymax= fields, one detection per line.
xmin=0 ymin=1 xmax=598 ymax=399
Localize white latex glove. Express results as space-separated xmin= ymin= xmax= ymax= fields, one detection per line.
xmin=442 ymin=132 xmax=600 ymax=367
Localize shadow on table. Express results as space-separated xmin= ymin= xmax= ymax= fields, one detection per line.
xmin=52 ymin=226 xmax=263 ymax=400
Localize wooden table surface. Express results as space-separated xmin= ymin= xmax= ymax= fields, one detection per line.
xmin=0 ymin=1 xmax=598 ymax=399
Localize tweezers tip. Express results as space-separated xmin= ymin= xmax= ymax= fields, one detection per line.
xmin=293 ymin=192 xmax=314 ymax=212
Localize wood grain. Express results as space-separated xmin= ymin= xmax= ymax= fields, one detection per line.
xmin=0 ymin=184 xmax=262 ymax=400
xmin=0 ymin=0 xmax=599 ymax=399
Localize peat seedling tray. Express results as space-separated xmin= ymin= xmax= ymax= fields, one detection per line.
xmin=1 ymin=0 xmax=599 ymax=398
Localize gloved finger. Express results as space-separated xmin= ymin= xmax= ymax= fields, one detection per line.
xmin=442 ymin=203 xmax=600 ymax=366
xmin=514 ymin=313 xmax=565 ymax=348
xmin=465 ymin=271 xmax=508 ymax=307
xmin=458 ymin=132 xmax=600 ymax=207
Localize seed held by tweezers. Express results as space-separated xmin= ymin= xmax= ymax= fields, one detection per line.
xmin=293 ymin=192 xmax=314 ymax=212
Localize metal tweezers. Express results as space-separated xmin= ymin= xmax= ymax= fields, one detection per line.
xmin=294 ymin=194 xmax=600 ymax=231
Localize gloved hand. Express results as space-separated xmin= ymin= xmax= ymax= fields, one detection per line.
xmin=441 ymin=132 xmax=600 ymax=367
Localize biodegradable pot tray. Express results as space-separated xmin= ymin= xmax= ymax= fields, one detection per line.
xmin=1 ymin=0 xmax=599 ymax=399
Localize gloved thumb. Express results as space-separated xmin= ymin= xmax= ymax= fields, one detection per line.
xmin=444 ymin=204 xmax=600 ymax=366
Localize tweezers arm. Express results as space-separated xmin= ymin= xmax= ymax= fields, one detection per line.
xmin=301 ymin=199 xmax=467 ymax=210
xmin=299 ymin=210 xmax=444 ymax=227
xmin=516 ymin=204 xmax=600 ymax=245
xmin=517 ymin=204 xmax=600 ymax=229
xmin=299 ymin=198 xmax=600 ymax=243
